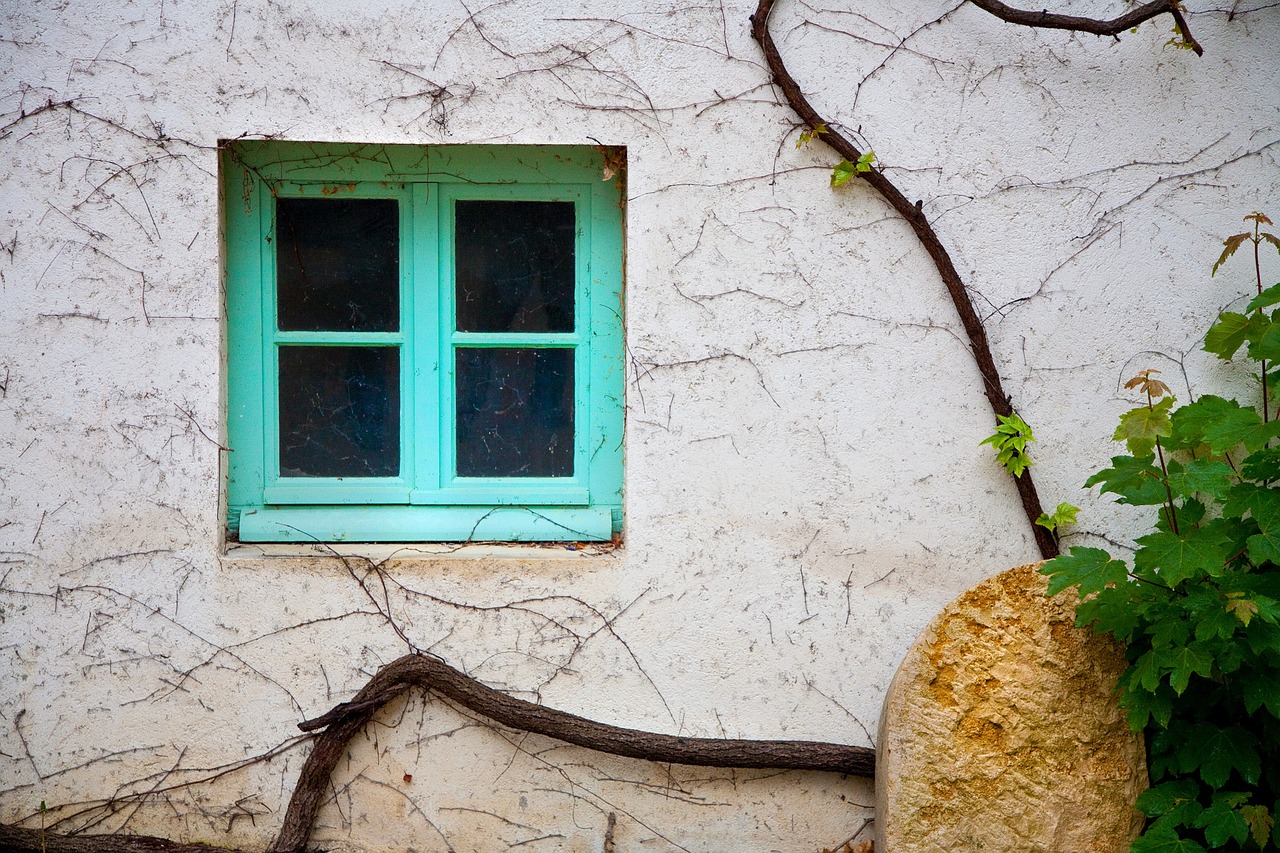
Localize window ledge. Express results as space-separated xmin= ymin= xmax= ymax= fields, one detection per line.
xmin=222 ymin=540 xmax=621 ymax=562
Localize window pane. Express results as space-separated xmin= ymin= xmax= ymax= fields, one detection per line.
xmin=277 ymin=198 xmax=399 ymax=332
xmin=456 ymin=348 xmax=574 ymax=477
xmin=279 ymin=346 xmax=400 ymax=477
xmin=455 ymin=200 xmax=575 ymax=333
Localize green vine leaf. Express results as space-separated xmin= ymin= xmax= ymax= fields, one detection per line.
xmin=796 ymin=122 xmax=827 ymax=148
xmin=1193 ymin=792 xmax=1251 ymax=847
xmin=1115 ymin=396 xmax=1175 ymax=456
xmin=980 ymin=412 xmax=1035 ymax=477
xmin=831 ymin=159 xmax=857 ymax=187
xmin=1134 ymin=525 xmax=1231 ymax=585
xmin=1180 ymin=725 xmax=1261 ymax=787
xmin=1129 ymin=825 xmax=1207 ymax=853
xmin=1040 ymin=547 xmax=1128 ymax=597
xmin=1204 ymin=311 xmax=1252 ymax=360
xmin=1085 ymin=454 xmax=1167 ymax=505
xmin=830 ymin=150 xmax=876 ymax=187
xmin=1034 ymin=501 xmax=1079 ymax=533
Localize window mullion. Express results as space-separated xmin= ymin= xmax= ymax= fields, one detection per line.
xmin=410 ymin=182 xmax=442 ymax=504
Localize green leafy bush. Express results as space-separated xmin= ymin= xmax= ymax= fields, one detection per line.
xmin=1042 ymin=213 xmax=1280 ymax=852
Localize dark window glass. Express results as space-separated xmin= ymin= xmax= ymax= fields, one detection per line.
xmin=455 ymin=200 xmax=575 ymax=333
xmin=277 ymin=198 xmax=399 ymax=332
xmin=456 ymin=347 xmax=574 ymax=477
xmin=279 ymin=346 xmax=400 ymax=477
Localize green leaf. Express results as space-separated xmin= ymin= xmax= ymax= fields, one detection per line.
xmin=1169 ymin=395 xmax=1245 ymax=451
xmin=1155 ymin=644 xmax=1215 ymax=695
xmin=1129 ymin=649 xmax=1165 ymax=693
xmin=1194 ymin=599 xmax=1239 ymax=641
xmin=1138 ymin=778 xmax=1202 ymax=819
xmin=981 ymin=413 xmax=1035 ymax=477
xmin=1247 ymin=527 xmax=1280 ymax=565
xmin=1194 ymin=792 xmax=1251 ymax=847
xmin=1204 ymin=311 xmax=1252 ymax=360
xmin=1200 ymin=400 xmax=1280 ymax=454
xmin=1086 ymin=454 xmax=1167 ymax=506
xmin=1134 ymin=526 xmax=1230 ymax=586
xmin=1124 ymin=682 xmax=1174 ymax=729
xmin=1129 ymin=825 xmax=1207 ymax=853
xmin=1180 ymin=724 xmax=1261 ymax=787
xmin=1223 ymin=482 xmax=1280 ymax=529
xmin=1035 ymin=501 xmax=1080 ymax=532
xmin=831 ymin=159 xmax=857 ymax=188
xmin=855 ymin=150 xmax=876 ymax=172
xmin=1115 ymin=397 xmax=1175 ymax=456
xmin=1240 ymin=667 xmax=1280 ymax=715
xmin=1246 ymin=313 xmax=1280 ymax=363
xmin=1040 ymin=547 xmax=1129 ymax=597
xmin=1074 ymin=584 xmax=1142 ymax=638
xmin=1241 ymin=447 xmax=1280 ymax=481
xmin=1166 ymin=459 xmax=1235 ymax=502
xmin=1245 ymin=281 xmax=1280 ymax=313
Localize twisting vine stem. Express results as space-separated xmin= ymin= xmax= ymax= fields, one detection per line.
xmin=750 ymin=0 xmax=1065 ymax=559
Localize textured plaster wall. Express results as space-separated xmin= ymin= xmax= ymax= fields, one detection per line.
xmin=0 ymin=1 xmax=1277 ymax=851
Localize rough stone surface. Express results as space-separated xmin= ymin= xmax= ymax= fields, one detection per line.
xmin=875 ymin=562 xmax=1145 ymax=852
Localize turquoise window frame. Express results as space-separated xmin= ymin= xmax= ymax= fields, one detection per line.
xmin=222 ymin=142 xmax=624 ymax=543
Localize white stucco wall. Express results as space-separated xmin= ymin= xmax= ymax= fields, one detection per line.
xmin=1 ymin=1 xmax=1277 ymax=850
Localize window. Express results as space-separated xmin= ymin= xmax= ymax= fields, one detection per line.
xmin=222 ymin=143 xmax=624 ymax=543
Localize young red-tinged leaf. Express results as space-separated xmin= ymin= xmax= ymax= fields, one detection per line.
xmin=1126 ymin=369 xmax=1173 ymax=399
xmin=1224 ymin=593 xmax=1259 ymax=627
xmin=1261 ymin=234 xmax=1280 ymax=253
xmin=1212 ymin=232 xmax=1251 ymax=277
xmin=1245 ymin=212 xmax=1274 ymax=226
xmin=1203 ymin=311 xmax=1251 ymax=360
xmin=1040 ymin=547 xmax=1128 ymax=597
xmin=1239 ymin=804 xmax=1273 ymax=848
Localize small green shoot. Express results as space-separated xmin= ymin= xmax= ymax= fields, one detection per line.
xmin=830 ymin=151 xmax=876 ymax=187
xmin=796 ymin=123 xmax=828 ymax=148
xmin=1035 ymin=502 xmax=1080 ymax=535
xmin=980 ymin=412 xmax=1035 ymax=477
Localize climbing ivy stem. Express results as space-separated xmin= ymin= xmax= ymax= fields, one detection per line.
xmin=750 ymin=0 xmax=1059 ymax=558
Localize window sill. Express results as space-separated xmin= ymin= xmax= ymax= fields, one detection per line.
xmin=222 ymin=539 xmax=621 ymax=562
